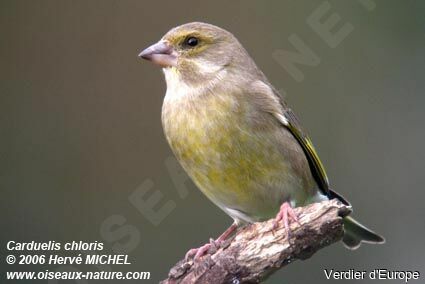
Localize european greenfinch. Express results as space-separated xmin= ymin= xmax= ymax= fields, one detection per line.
xmin=139 ymin=22 xmax=384 ymax=258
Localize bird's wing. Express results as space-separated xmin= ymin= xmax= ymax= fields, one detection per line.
xmin=249 ymin=80 xmax=331 ymax=197
xmin=279 ymin=109 xmax=352 ymax=205
xmin=278 ymin=108 xmax=330 ymax=195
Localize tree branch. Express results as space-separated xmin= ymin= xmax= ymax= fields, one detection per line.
xmin=161 ymin=199 xmax=351 ymax=284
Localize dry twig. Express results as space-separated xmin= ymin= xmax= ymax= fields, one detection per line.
xmin=161 ymin=199 xmax=351 ymax=284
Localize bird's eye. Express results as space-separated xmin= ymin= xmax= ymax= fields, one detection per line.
xmin=185 ymin=37 xmax=199 ymax=47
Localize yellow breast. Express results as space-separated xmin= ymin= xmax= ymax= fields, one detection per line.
xmin=161 ymin=91 xmax=293 ymax=219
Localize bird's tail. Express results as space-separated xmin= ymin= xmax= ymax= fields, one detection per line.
xmin=342 ymin=216 xmax=385 ymax=249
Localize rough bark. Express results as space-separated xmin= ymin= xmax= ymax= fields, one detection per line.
xmin=161 ymin=200 xmax=351 ymax=284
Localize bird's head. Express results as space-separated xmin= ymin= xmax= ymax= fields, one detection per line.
xmin=139 ymin=22 xmax=258 ymax=88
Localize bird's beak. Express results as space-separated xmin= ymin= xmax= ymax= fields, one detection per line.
xmin=138 ymin=41 xmax=177 ymax=68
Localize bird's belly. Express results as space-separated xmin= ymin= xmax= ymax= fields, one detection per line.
xmin=162 ymin=95 xmax=314 ymax=222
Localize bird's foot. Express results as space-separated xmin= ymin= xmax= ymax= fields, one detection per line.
xmin=185 ymin=239 xmax=222 ymax=260
xmin=185 ymin=223 xmax=238 ymax=261
xmin=273 ymin=202 xmax=301 ymax=239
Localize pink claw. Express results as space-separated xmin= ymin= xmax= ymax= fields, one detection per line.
xmin=185 ymin=243 xmax=210 ymax=260
xmin=185 ymin=239 xmax=223 ymax=260
xmin=184 ymin=223 xmax=238 ymax=260
xmin=273 ymin=202 xmax=301 ymax=239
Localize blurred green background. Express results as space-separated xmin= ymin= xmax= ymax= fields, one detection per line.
xmin=1 ymin=0 xmax=424 ymax=283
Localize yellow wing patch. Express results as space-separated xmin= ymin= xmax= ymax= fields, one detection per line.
xmin=282 ymin=109 xmax=330 ymax=195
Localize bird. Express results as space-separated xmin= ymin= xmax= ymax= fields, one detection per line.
xmin=139 ymin=22 xmax=384 ymax=259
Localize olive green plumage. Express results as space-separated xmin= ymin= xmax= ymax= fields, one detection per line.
xmin=143 ymin=22 xmax=384 ymax=249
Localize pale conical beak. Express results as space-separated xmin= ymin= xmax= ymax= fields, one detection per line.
xmin=138 ymin=41 xmax=177 ymax=68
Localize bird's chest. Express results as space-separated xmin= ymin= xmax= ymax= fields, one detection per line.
xmin=161 ymin=93 xmax=283 ymax=198
xmin=162 ymin=94 xmax=242 ymax=172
